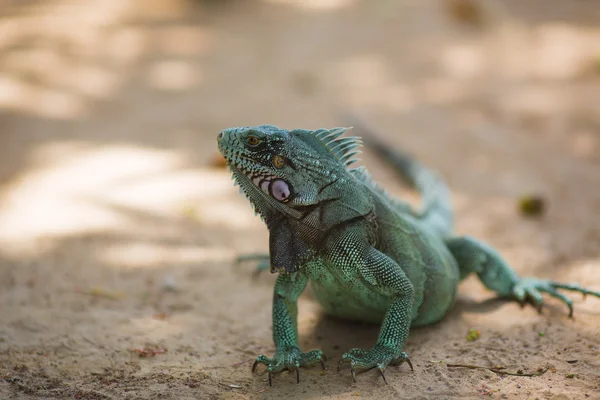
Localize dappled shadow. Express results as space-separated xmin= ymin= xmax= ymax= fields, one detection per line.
xmin=0 ymin=0 xmax=232 ymax=191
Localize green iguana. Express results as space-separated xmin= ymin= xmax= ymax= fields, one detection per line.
xmin=216 ymin=122 xmax=600 ymax=385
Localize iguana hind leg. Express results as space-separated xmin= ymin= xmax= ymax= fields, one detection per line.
xmin=446 ymin=236 xmax=600 ymax=317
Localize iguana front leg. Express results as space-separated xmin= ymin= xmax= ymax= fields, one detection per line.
xmin=252 ymin=272 xmax=325 ymax=385
xmin=447 ymin=236 xmax=600 ymax=316
xmin=330 ymin=233 xmax=415 ymax=384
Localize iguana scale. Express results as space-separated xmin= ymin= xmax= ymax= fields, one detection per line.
xmin=216 ymin=122 xmax=600 ymax=385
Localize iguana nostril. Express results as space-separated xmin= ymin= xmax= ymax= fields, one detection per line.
xmin=217 ymin=131 xmax=224 ymax=140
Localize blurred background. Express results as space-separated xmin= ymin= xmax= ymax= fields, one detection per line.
xmin=1 ymin=0 xmax=600 ymax=398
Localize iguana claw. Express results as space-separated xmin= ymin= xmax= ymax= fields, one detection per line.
xmin=252 ymin=348 xmax=325 ymax=386
xmin=337 ymin=346 xmax=412 ymax=384
xmin=377 ymin=365 xmax=387 ymax=385
xmin=513 ymin=278 xmax=600 ymax=318
xmin=336 ymin=359 xmax=358 ymax=382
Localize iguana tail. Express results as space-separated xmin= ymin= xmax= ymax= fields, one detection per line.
xmin=348 ymin=116 xmax=454 ymax=237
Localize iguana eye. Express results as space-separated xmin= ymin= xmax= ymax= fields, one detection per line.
xmin=247 ymin=135 xmax=261 ymax=146
xmin=272 ymin=155 xmax=286 ymax=169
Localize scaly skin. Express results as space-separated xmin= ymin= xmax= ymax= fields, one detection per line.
xmin=217 ymin=123 xmax=600 ymax=385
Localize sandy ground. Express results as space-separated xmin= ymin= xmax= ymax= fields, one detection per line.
xmin=1 ymin=0 xmax=600 ymax=399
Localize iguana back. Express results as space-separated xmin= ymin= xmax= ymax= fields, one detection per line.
xmin=348 ymin=116 xmax=454 ymax=238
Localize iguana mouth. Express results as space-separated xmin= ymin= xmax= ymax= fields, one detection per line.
xmin=229 ymin=162 xmax=278 ymax=193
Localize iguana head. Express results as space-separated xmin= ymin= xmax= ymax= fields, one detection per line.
xmin=218 ymin=124 xmax=375 ymax=273
xmin=217 ymin=124 xmax=371 ymax=227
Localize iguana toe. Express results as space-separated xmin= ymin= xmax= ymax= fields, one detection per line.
xmin=252 ymin=348 xmax=325 ymax=386
xmin=337 ymin=346 xmax=412 ymax=384
xmin=513 ymin=278 xmax=600 ymax=318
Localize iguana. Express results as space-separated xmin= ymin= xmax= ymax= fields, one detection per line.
xmin=216 ymin=122 xmax=600 ymax=385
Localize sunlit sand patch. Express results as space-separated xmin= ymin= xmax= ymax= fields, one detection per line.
xmin=562 ymin=259 xmax=600 ymax=284
xmin=419 ymin=77 xmax=470 ymax=105
xmin=530 ymin=23 xmax=591 ymax=80
xmin=101 ymin=243 xmax=233 ymax=270
xmin=335 ymin=55 xmax=389 ymax=88
xmin=33 ymin=88 xmax=87 ymax=119
xmin=263 ymin=0 xmax=354 ymax=11
xmin=105 ymin=27 xmax=148 ymax=66
xmin=3 ymin=48 xmax=64 ymax=77
xmin=569 ymin=131 xmax=597 ymax=159
xmin=153 ymin=25 xmax=214 ymax=57
xmin=440 ymin=43 xmax=486 ymax=79
xmin=325 ymin=55 xmax=416 ymax=112
xmin=0 ymin=143 xmax=178 ymax=252
xmin=147 ymin=60 xmax=200 ymax=91
xmin=0 ymin=140 xmax=265 ymax=257
xmin=0 ymin=76 xmax=86 ymax=119
xmin=0 ymin=76 xmax=32 ymax=110
xmin=61 ymin=65 xmax=120 ymax=99
xmin=129 ymin=0 xmax=189 ymax=19
xmin=124 ymin=315 xmax=185 ymax=343
xmin=0 ymin=0 xmax=209 ymax=119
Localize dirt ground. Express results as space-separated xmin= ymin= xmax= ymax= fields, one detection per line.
xmin=1 ymin=0 xmax=600 ymax=399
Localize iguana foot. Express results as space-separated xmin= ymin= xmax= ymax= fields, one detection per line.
xmin=235 ymin=253 xmax=270 ymax=276
xmin=252 ymin=348 xmax=325 ymax=386
xmin=513 ymin=278 xmax=600 ymax=318
xmin=337 ymin=345 xmax=413 ymax=384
